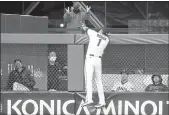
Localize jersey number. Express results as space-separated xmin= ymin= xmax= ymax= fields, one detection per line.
xmin=97 ymin=39 xmax=102 ymax=46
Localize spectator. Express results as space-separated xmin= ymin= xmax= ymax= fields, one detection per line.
xmin=5 ymin=59 xmax=35 ymax=91
xmin=111 ymin=72 xmax=134 ymax=92
xmin=145 ymin=74 xmax=168 ymax=92
xmin=63 ymin=2 xmax=91 ymax=34
xmin=47 ymin=51 xmax=67 ymax=91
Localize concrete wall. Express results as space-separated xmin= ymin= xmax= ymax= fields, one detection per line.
xmin=0 ymin=13 xmax=48 ymax=33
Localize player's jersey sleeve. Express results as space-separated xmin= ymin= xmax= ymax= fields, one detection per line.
xmin=86 ymin=29 xmax=97 ymax=37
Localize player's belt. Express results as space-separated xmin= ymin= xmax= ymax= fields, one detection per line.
xmin=89 ymin=54 xmax=101 ymax=58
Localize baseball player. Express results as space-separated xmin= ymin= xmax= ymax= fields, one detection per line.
xmin=79 ymin=23 xmax=110 ymax=108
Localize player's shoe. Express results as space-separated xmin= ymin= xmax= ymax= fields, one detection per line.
xmin=81 ymin=101 xmax=93 ymax=107
xmin=94 ymin=103 xmax=106 ymax=108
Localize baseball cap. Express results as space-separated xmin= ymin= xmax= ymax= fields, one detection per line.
xmin=100 ymin=28 xmax=110 ymax=36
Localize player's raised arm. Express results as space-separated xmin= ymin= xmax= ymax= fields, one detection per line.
xmin=78 ymin=21 xmax=89 ymax=32
xmin=78 ymin=22 xmax=97 ymax=36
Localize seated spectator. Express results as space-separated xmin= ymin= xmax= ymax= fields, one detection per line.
xmin=63 ymin=2 xmax=91 ymax=34
xmin=111 ymin=72 xmax=134 ymax=92
xmin=145 ymin=74 xmax=168 ymax=92
xmin=5 ymin=59 xmax=35 ymax=91
xmin=47 ymin=51 xmax=67 ymax=91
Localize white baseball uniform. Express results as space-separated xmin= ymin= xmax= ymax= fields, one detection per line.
xmin=84 ymin=28 xmax=109 ymax=105
xmin=111 ymin=82 xmax=134 ymax=92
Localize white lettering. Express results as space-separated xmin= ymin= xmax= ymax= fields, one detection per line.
xmin=159 ymin=101 xmax=163 ymax=115
xmin=118 ymin=100 xmax=122 ymax=115
xmin=141 ymin=100 xmax=157 ymax=115
xmin=96 ymin=100 xmax=122 ymax=115
xmin=63 ymin=100 xmax=74 ymax=115
xmin=125 ymin=101 xmax=139 ymax=115
xmin=7 ymin=99 xmax=168 ymax=115
xmin=76 ymin=100 xmax=90 ymax=115
xmin=96 ymin=108 xmax=101 ymax=115
xmin=166 ymin=101 xmax=169 ymax=104
xmin=22 ymin=99 xmax=38 ymax=115
xmin=57 ymin=100 xmax=61 ymax=115
xmin=1 ymin=103 xmax=2 ymax=113
xmin=102 ymin=100 xmax=116 ymax=115
xmin=8 ymin=100 xmax=22 ymax=115
xmin=40 ymin=100 xmax=54 ymax=115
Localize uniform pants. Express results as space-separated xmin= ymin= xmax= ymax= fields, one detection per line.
xmin=84 ymin=56 xmax=105 ymax=104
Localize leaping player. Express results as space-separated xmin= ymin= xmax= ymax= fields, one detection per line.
xmin=78 ymin=22 xmax=110 ymax=108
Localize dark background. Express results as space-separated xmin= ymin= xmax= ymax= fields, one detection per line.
xmin=0 ymin=1 xmax=168 ymax=28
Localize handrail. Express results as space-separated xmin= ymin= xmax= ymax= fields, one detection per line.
xmin=48 ymin=28 xmax=146 ymax=33
xmin=22 ymin=2 xmax=40 ymax=15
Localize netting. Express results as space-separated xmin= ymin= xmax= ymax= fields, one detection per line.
xmin=1 ymin=44 xmax=67 ymax=91
xmin=84 ymin=44 xmax=169 ymax=92
xmin=1 ymin=43 xmax=168 ymax=92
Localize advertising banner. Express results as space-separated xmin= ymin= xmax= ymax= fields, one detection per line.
xmin=75 ymin=92 xmax=169 ymax=115
xmin=1 ymin=92 xmax=169 ymax=115
xmin=1 ymin=92 xmax=75 ymax=115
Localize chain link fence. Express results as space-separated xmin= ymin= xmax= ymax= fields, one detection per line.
xmin=1 ymin=44 xmax=67 ymax=91
xmin=84 ymin=44 xmax=169 ymax=92
xmin=1 ymin=43 xmax=168 ymax=92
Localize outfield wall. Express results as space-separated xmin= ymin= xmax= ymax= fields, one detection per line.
xmin=1 ymin=92 xmax=169 ymax=115
xmin=1 ymin=34 xmax=168 ymax=92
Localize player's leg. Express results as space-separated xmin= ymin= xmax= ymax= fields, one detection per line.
xmin=94 ymin=58 xmax=106 ymax=107
xmin=82 ymin=57 xmax=94 ymax=106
